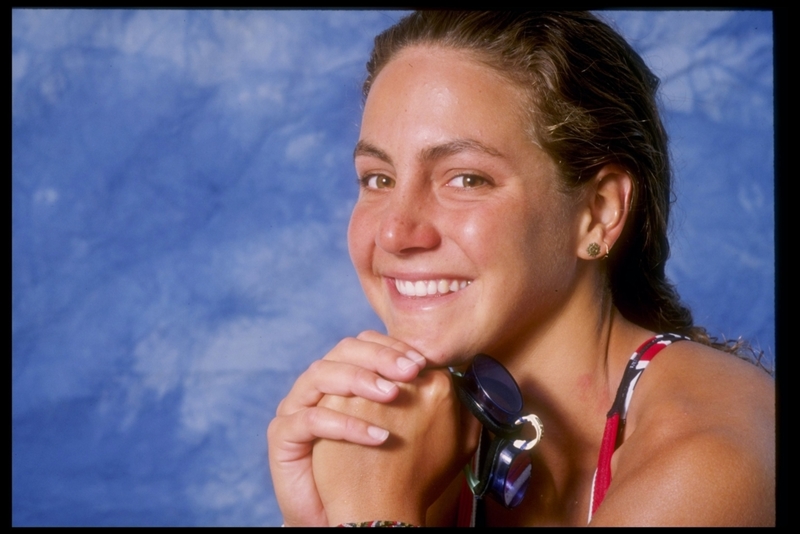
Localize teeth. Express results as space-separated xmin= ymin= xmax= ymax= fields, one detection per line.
xmin=415 ymin=281 xmax=426 ymax=297
xmin=394 ymin=278 xmax=472 ymax=297
xmin=426 ymin=281 xmax=437 ymax=295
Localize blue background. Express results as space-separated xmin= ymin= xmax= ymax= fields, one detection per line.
xmin=12 ymin=10 xmax=774 ymax=526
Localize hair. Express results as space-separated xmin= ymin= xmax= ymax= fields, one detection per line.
xmin=362 ymin=11 xmax=766 ymax=367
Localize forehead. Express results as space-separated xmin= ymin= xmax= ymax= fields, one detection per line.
xmin=360 ymin=45 xmax=532 ymax=151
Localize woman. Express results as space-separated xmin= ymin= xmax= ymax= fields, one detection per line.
xmin=267 ymin=11 xmax=774 ymax=526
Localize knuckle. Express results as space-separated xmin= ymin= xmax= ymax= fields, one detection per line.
xmin=375 ymin=344 xmax=399 ymax=362
xmin=342 ymin=415 xmax=363 ymax=436
xmin=428 ymin=369 xmax=453 ymax=388
xmin=317 ymin=393 xmax=340 ymax=410
xmin=306 ymin=359 xmax=326 ymax=376
xmin=266 ymin=415 xmax=283 ymax=441
xmin=356 ymin=330 xmax=377 ymax=340
xmin=275 ymin=398 xmax=287 ymax=415
xmin=420 ymin=370 xmax=455 ymax=401
xmin=353 ymin=366 xmax=376 ymax=385
xmin=341 ymin=335 xmax=358 ymax=347
xmin=328 ymin=337 xmax=357 ymax=360
xmin=301 ymin=406 xmax=322 ymax=429
xmin=388 ymin=338 xmax=411 ymax=352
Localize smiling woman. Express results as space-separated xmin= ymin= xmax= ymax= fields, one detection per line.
xmin=349 ymin=46 xmax=580 ymax=367
xmin=266 ymin=11 xmax=774 ymax=527
xmin=10 ymin=9 xmax=773 ymax=527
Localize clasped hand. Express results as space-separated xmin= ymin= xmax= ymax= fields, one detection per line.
xmin=267 ymin=330 xmax=478 ymax=527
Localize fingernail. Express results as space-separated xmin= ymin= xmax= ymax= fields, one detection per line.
xmin=405 ymin=350 xmax=426 ymax=367
xmin=367 ymin=425 xmax=389 ymax=442
xmin=396 ymin=357 xmax=417 ymax=371
xmin=376 ymin=377 xmax=397 ymax=393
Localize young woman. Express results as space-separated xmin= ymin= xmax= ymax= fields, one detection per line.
xmin=267 ymin=11 xmax=774 ymax=526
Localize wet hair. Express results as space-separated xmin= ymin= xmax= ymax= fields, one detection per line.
xmin=363 ymin=11 xmax=765 ymax=366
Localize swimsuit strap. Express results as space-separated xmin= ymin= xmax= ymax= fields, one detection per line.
xmin=588 ymin=333 xmax=690 ymax=523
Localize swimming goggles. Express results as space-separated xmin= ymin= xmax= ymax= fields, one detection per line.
xmin=450 ymin=354 xmax=543 ymax=509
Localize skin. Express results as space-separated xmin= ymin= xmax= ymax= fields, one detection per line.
xmin=267 ymin=45 xmax=775 ymax=526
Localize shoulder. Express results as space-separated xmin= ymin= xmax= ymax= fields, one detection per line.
xmin=630 ymin=339 xmax=774 ymax=430
xmin=629 ymin=340 xmax=774 ymax=440
xmin=594 ymin=340 xmax=775 ymax=526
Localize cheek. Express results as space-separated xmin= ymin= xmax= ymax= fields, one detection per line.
xmin=347 ymin=204 xmax=372 ymax=274
xmin=456 ymin=199 xmax=541 ymax=268
xmin=459 ymin=196 xmax=576 ymax=292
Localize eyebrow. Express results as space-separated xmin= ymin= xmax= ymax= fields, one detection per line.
xmin=353 ymin=140 xmax=392 ymax=165
xmin=420 ymin=138 xmax=503 ymax=162
xmin=353 ymin=138 xmax=504 ymax=166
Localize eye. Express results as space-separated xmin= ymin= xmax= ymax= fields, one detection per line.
xmin=362 ymin=174 xmax=396 ymax=189
xmin=446 ymin=174 xmax=489 ymax=188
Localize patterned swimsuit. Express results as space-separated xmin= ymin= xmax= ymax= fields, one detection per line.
xmin=587 ymin=333 xmax=689 ymax=522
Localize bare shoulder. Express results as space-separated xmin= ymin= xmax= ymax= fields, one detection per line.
xmin=593 ymin=341 xmax=775 ymax=526
xmin=631 ymin=340 xmax=775 ymax=434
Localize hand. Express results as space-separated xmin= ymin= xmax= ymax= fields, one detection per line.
xmin=267 ymin=330 xmax=427 ymax=527
xmin=311 ymin=368 xmax=480 ymax=526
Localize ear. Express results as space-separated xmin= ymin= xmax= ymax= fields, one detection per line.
xmin=575 ymin=164 xmax=633 ymax=260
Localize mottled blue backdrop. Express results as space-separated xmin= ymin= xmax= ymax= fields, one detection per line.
xmin=12 ymin=10 xmax=773 ymax=526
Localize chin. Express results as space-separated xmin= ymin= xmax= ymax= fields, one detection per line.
xmin=386 ymin=325 xmax=479 ymax=369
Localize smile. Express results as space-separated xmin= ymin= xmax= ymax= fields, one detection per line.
xmin=393 ymin=278 xmax=472 ymax=297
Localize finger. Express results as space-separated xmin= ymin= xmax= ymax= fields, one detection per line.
xmin=355 ymin=330 xmax=427 ymax=368
xmin=277 ymin=359 xmax=401 ymax=416
xmin=323 ymin=335 xmax=426 ymax=380
xmin=269 ymin=406 xmax=389 ymax=463
xmin=267 ymin=402 xmax=391 ymax=526
xmin=277 ymin=335 xmax=428 ymax=417
xmin=266 ymin=420 xmax=328 ymax=527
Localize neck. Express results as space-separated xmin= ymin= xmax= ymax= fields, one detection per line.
xmin=485 ymin=269 xmax=653 ymax=525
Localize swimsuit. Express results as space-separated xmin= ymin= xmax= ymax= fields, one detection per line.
xmin=457 ymin=333 xmax=689 ymax=526
xmin=588 ymin=333 xmax=688 ymax=522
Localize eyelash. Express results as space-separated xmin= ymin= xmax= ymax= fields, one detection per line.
xmin=447 ymin=174 xmax=490 ymax=188
xmin=359 ymin=174 xmax=395 ymax=190
xmin=358 ymin=173 xmax=492 ymax=190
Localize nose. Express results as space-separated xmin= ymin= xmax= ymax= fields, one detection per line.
xmin=376 ymin=190 xmax=441 ymax=255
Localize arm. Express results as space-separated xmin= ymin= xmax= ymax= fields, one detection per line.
xmin=590 ymin=344 xmax=775 ymax=526
xmin=591 ymin=430 xmax=774 ymax=526
xmin=267 ymin=330 xmax=427 ymax=527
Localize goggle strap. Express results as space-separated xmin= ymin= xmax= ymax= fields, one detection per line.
xmin=463 ymin=428 xmax=489 ymax=498
xmin=463 ymin=464 xmax=483 ymax=496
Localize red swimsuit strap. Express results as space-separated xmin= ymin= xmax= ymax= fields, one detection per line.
xmin=588 ymin=333 xmax=689 ymax=522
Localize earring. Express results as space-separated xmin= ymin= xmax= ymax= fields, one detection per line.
xmin=587 ymin=242 xmax=601 ymax=258
xmin=603 ymin=242 xmax=610 ymax=260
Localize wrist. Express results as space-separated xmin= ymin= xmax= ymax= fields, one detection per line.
xmin=336 ymin=520 xmax=419 ymax=527
xmin=326 ymin=503 xmax=426 ymax=528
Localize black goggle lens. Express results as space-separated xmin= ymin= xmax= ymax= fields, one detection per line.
xmin=466 ymin=354 xmax=523 ymax=429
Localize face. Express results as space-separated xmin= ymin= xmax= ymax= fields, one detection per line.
xmin=348 ymin=46 xmax=583 ymax=367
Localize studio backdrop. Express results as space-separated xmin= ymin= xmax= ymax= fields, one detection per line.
xmin=12 ymin=10 xmax=774 ymax=526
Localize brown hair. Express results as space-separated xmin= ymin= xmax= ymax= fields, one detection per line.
xmin=363 ymin=11 xmax=765 ymax=365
